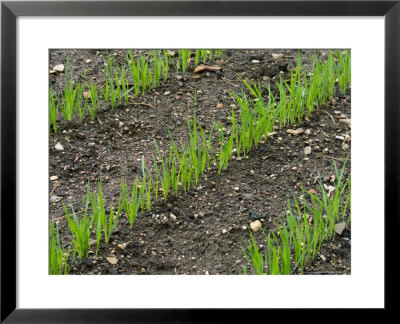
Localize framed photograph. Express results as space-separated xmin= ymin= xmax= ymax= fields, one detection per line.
xmin=1 ymin=0 xmax=398 ymax=321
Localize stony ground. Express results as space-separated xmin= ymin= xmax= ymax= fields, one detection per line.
xmin=49 ymin=49 xmax=351 ymax=275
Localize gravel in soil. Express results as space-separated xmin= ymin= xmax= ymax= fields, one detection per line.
xmin=49 ymin=49 xmax=351 ymax=275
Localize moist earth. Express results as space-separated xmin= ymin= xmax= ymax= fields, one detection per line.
xmin=49 ymin=49 xmax=351 ymax=275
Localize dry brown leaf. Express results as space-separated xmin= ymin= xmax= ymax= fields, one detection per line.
xmin=194 ymin=64 xmax=222 ymax=73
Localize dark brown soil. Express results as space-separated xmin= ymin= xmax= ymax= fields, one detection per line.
xmin=49 ymin=49 xmax=351 ymax=275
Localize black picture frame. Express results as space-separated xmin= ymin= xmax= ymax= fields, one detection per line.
xmin=1 ymin=0 xmax=398 ymax=322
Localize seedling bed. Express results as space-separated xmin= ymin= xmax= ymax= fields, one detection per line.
xmin=49 ymin=49 xmax=351 ymax=275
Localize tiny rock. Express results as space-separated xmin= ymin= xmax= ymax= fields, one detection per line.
xmin=164 ymin=91 xmax=171 ymax=96
xmin=309 ymin=188 xmax=317 ymax=194
xmin=287 ymin=129 xmax=298 ymax=136
xmin=106 ymin=256 xmax=118 ymax=265
xmin=170 ymin=213 xmax=177 ymax=221
xmin=222 ymin=229 xmax=228 ymax=234
xmin=252 ymin=59 xmax=260 ymax=64
xmin=250 ymin=220 xmax=262 ymax=232
xmin=296 ymin=128 xmax=304 ymax=135
xmin=55 ymin=143 xmax=64 ymax=151
xmin=305 ymin=129 xmax=311 ymax=135
xmin=304 ymin=146 xmax=312 ymax=155
xmin=320 ymin=255 xmax=327 ymax=262
xmin=216 ymin=103 xmax=224 ymax=109
xmin=335 ymin=135 xmax=345 ymax=141
xmin=342 ymin=143 xmax=350 ymax=150
xmin=141 ymin=267 xmax=146 ymax=273
xmin=339 ymin=118 xmax=351 ymax=128
xmin=50 ymin=195 xmax=62 ymax=203
xmin=50 ymin=176 xmax=58 ymax=181
xmin=272 ymin=53 xmax=284 ymax=60
xmin=233 ymin=187 xmax=240 ymax=191
xmin=335 ymin=222 xmax=346 ymax=235
xmin=117 ymin=243 xmax=127 ymax=251
xmin=53 ymin=64 xmax=65 ymax=72
xmin=86 ymin=59 xmax=92 ymax=64
xmin=49 ymin=70 xmax=56 ymax=74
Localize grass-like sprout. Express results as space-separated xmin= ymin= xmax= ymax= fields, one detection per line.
xmin=49 ymin=221 xmax=75 ymax=274
xmin=60 ymin=73 xmax=79 ymax=121
xmin=213 ymin=121 xmax=234 ymax=174
xmin=121 ymin=178 xmax=141 ymax=228
xmin=335 ymin=50 xmax=351 ymax=95
xmin=127 ymin=50 xmax=141 ymax=97
xmin=88 ymin=82 xmax=99 ymax=120
xmin=92 ymin=179 xmax=123 ymax=245
xmin=49 ymin=87 xmax=59 ymax=132
xmin=63 ymin=188 xmax=92 ymax=259
xmin=76 ymin=83 xmax=87 ymax=121
xmin=242 ymin=231 xmax=265 ymax=275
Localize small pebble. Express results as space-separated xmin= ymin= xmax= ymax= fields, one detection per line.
xmin=304 ymin=146 xmax=312 ymax=155
xmin=250 ymin=220 xmax=262 ymax=232
xmin=55 ymin=143 xmax=64 ymax=151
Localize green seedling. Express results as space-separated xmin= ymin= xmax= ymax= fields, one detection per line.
xmin=49 ymin=87 xmax=59 ymax=132
xmin=88 ymin=82 xmax=99 ymax=120
xmin=242 ymin=231 xmax=265 ymax=275
xmin=63 ymin=188 xmax=92 ymax=259
xmin=91 ymin=179 xmax=123 ymax=247
xmin=121 ymin=178 xmax=141 ymax=227
xmin=49 ymin=221 xmax=75 ymax=275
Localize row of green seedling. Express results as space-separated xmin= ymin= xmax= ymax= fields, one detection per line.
xmin=49 ymin=50 xmax=170 ymax=132
xmin=242 ymin=156 xmax=351 ymax=275
xmin=275 ymin=50 xmax=351 ymax=128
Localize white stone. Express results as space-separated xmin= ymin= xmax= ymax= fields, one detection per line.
xmin=250 ymin=220 xmax=262 ymax=232
xmin=53 ymin=64 xmax=65 ymax=72
xmin=55 ymin=143 xmax=64 ymax=151
xmin=106 ymin=256 xmax=118 ymax=265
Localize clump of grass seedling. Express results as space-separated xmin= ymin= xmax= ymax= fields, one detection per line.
xmin=316 ymin=154 xmax=351 ymax=238
xmin=49 ymin=221 xmax=75 ymax=274
xmin=49 ymin=87 xmax=59 ymax=132
xmin=88 ymin=82 xmax=99 ymax=120
xmin=212 ymin=121 xmax=234 ymax=174
xmin=91 ymin=179 xmax=123 ymax=246
xmin=63 ymin=187 xmax=92 ymax=259
xmin=242 ymin=231 xmax=265 ymax=275
xmin=121 ymin=178 xmax=141 ymax=228
xmin=59 ymin=59 xmax=80 ymax=121
xmin=127 ymin=50 xmax=141 ymax=96
xmin=335 ymin=50 xmax=351 ymax=95
xmin=242 ymin=229 xmax=292 ymax=275
xmin=76 ymin=83 xmax=88 ymax=122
